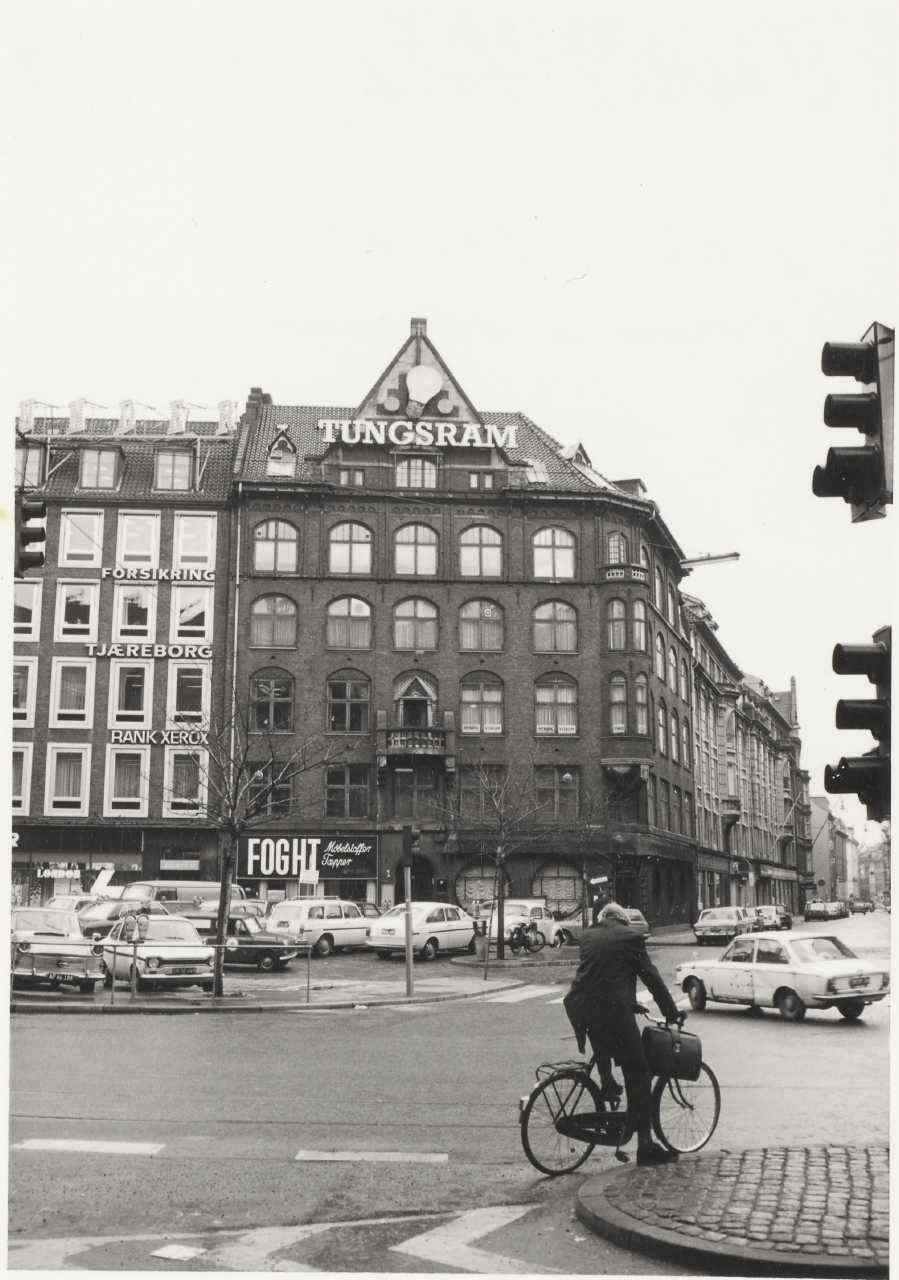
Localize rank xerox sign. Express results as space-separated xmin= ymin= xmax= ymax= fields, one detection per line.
xmin=238 ymin=834 xmax=379 ymax=880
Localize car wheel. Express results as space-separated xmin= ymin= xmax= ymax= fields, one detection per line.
xmin=419 ymin=938 xmax=438 ymax=961
xmin=467 ymin=935 xmax=477 ymax=954
xmin=376 ymin=950 xmax=392 ymax=960
xmin=102 ymin=964 xmax=113 ymax=988
xmin=79 ymin=980 xmax=97 ymax=995
xmin=838 ymin=1000 xmax=865 ymax=1021
xmin=686 ymin=979 xmax=707 ymax=1011
xmin=257 ymin=952 xmax=277 ymax=972
xmin=313 ymin=935 xmax=334 ymax=958
xmin=777 ymin=989 xmax=806 ymax=1022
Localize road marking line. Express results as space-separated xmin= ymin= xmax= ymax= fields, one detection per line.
xmin=392 ymin=1205 xmax=563 ymax=1274
xmin=484 ymin=985 xmax=560 ymax=1003
xmin=294 ymin=1148 xmax=448 ymax=1163
xmin=13 ymin=1138 xmax=164 ymax=1156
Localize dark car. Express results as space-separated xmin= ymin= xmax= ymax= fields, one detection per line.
xmin=755 ymin=904 xmax=792 ymax=931
xmin=77 ymin=898 xmax=171 ymax=939
xmin=189 ymin=912 xmax=299 ymax=971
xmin=850 ymin=900 xmax=875 ymax=914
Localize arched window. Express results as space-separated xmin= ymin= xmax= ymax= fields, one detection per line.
xmin=635 ymin=674 xmax=649 ymax=734
xmin=654 ymin=566 xmax=664 ymax=611
xmin=459 ymin=525 xmax=502 ymax=577
xmin=608 ymin=599 xmax=627 ymax=650
xmin=534 ymin=601 xmax=577 ymax=652
xmin=393 ymin=599 xmax=438 ymax=650
xmin=535 ymin=675 xmax=577 ymax=735
xmin=682 ymin=720 xmax=691 ymax=768
xmin=657 ymin=702 xmax=668 ymax=754
xmin=670 ymin=710 xmax=679 ymax=762
xmin=607 ymin=533 xmax=628 ymax=565
xmin=461 ymin=673 xmax=504 ymax=735
xmin=329 ymin=522 xmax=372 ymax=575
xmin=393 ymin=672 xmax=437 ymax=729
xmin=679 ymin=658 xmax=689 ymax=702
xmin=633 ymin=600 xmax=647 ymax=651
xmin=395 ymin=456 xmax=437 ymax=489
xmin=326 ymin=597 xmax=371 ymax=649
xmin=250 ymin=669 xmax=293 ymax=732
xmin=610 ymin=673 xmax=627 ymax=735
xmin=533 ymin=527 xmax=575 ymax=579
xmin=250 ymin=595 xmax=296 ymax=647
xmin=327 ymin=673 xmax=370 ymax=732
xmin=668 ymin=584 xmax=678 ymax=626
xmin=394 ymin=524 xmax=437 ymax=576
xmin=266 ymin=439 xmax=296 ymax=478
xmin=253 ymin=520 xmax=297 ymax=573
xmin=655 ymin=634 xmax=666 ymax=680
xmin=460 ymin=600 xmax=504 ymax=651
xmin=668 ymin=647 xmax=678 ymax=690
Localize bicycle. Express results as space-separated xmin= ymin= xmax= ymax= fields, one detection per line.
xmin=519 ymin=1014 xmax=720 ymax=1176
xmin=508 ymin=922 xmax=546 ymax=955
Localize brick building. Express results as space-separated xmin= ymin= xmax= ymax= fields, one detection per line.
xmin=12 ymin=401 xmax=237 ymax=902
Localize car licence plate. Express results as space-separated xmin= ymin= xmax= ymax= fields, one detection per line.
xmin=172 ymin=967 xmax=198 ymax=975
xmin=849 ymin=975 xmax=869 ymax=988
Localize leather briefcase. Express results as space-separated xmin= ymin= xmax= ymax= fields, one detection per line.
xmin=641 ymin=1025 xmax=703 ymax=1081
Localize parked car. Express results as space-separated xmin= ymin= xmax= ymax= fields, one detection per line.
xmin=693 ymin=906 xmax=752 ymax=945
xmin=120 ymin=880 xmax=247 ymax=908
xmin=262 ymin=898 xmax=370 ymax=956
xmin=803 ymin=900 xmax=827 ymax=921
xmin=755 ymin=904 xmax=792 ymax=931
xmin=850 ymin=900 xmax=875 ymax=914
xmin=11 ymin=907 xmax=106 ymax=994
xmin=675 ymin=930 xmax=889 ymax=1022
xmin=47 ymin=893 xmax=106 ymax=912
xmin=102 ymin=915 xmax=215 ymax=992
xmin=187 ymin=913 xmax=299 ymax=970
xmin=478 ymin=899 xmax=572 ymax=947
xmin=354 ymin=901 xmax=383 ymax=919
xmin=366 ymin=901 xmax=476 ymax=960
xmin=564 ymin=907 xmax=652 ymax=943
xmin=77 ymin=898 xmax=171 ymax=939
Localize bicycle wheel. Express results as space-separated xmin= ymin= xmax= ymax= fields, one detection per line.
xmin=520 ymin=1070 xmax=603 ymax=1176
xmin=526 ymin=929 xmax=546 ymax=954
xmin=652 ymin=1063 xmax=720 ymax=1154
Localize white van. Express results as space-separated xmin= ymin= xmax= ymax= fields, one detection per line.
xmin=263 ymin=898 xmax=368 ymax=956
xmin=121 ymin=881 xmax=247 ymax=907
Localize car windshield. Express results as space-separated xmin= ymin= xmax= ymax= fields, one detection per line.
xmin=12 ymin=909 xmax=79 ymax=935
xmin=699 ymin=909 xmax=732 ymax=921
xmin=80 ymin=902 xmax=120 ymax=922
xmin=790 ymin=936 xmax=856 ymax=962
xmin=381 ymin=905 xmax=413 ymax=919
xmin=239 ymin=917 xmax=264 ymax=935
xmin=140 ymin=920 xmax=203 ymax=943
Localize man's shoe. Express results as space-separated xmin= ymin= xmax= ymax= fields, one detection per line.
xmin=636 ymin=1142 xmax=678 ymax=1167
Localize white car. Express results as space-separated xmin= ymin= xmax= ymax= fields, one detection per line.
xmin=366 ymin=902 xmax=476 ymax=960
xmin=11 ymin=907 xmax=106 ymax=995
xmin=675 ymin=930 xmax=890 ymax=1022
xmin=692 ymin=906 xmax=752 ymax=944
xmin=477 ymin=900 xmax=572 ymax=947
xmin=262 ymin=898 xmax=369 ymax=956
xmin=103 ymin=914 xmax=215 ymax=992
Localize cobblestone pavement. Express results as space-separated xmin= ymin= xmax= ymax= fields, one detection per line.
xmin=577 ymin=1145 xmax=889 ymax=1275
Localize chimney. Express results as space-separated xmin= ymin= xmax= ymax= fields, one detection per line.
xmin=18 ymin=400 xmax=35 ymax=434
xmin=68 ymin=398 xmax=86 ymax=434
xmin=217 ymin=399 xmax=238 ymax=435
xmin=168 ymin=400 xmax=188 ymax=435
xmin=410 ymin=317 xmax=427 ymax=337
xmin=243 ymin=387 xmax=271 ymax=426
xmin=118 ymin=400 xmax=136 ymax=435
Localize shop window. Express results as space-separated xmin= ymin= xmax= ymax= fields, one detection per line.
xmin=460 ymin=599 xmax=504 ymax=651
xmin=530 ymin=861 xmax=581 ymax=914
xmin=533 ymin=527 xmax=575 ymax=579
xmin=49 ymin=658 xmax=95 ymax=728
xmin=59 ymin=510 xmax=103 ymax=566
xmin=327 ymin=596 xmax=371 ymax=648
xmin=329 ymin=522 xmax=372 ymax=575
xmin=45 ymin=744 xmax=91 ymax=816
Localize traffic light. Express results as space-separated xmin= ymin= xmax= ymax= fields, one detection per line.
xmin=812 ymin=322 xmax=894 ymax=522
xmin=16 ymin=498 xmax=47 ymax=575
xmin=824 ymin=627 xmax=891 ymax=822
xmin=401 ymin=825 xmax=422 ymax=866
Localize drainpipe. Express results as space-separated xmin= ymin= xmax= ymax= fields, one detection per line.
xmin=228 ymin=481 xmax=243 ymax=787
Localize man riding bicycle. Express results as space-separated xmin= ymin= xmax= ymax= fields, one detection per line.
xmin=564 ymin=901 xmax=684 ymax=1166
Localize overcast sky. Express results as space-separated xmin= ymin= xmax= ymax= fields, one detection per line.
xmin=4 ymin=1 xmax=895 ymax=843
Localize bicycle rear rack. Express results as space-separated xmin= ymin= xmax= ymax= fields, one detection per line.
xmin=535 ymin=1059 xmax=589 ymax=1080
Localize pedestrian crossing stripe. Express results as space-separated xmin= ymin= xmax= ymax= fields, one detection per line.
xmin=13 ymin=1139 xmax=164 ymax=1156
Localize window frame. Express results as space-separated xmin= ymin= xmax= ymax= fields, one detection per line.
xmin=393 ymin=598 xmax=438 ymax=650
xmin=174 ymin=512 xmax=217 ymax=571
xmin=44 ymin=743 xmax=92 ymax=817
xmin=460 ymin=673 xmax=504 ymax=736
xmin=338 ymin=468 xmax=365 ymax=487
xmin=326 ymin=596 xmax=372 ymax=649
xmin=535 ymin=766 xmax=580 ymax=823
xmin=250 ymin=669 xmax=295 ymax=733
xmin=15 ymin=442 xmax=45 ymax=488
xmin=395 ymin=455 xmax=438 ymax=489
xmin=108 ymin=658 xmax=154 ymax=729
xmin=153 ymin=449 xmax=193 ymax=491
xmin=59 ymin=509 xmax=104 ymax=567
xmin=535 ymin=675 xmax=578 ymax=736
xmin=103 ymin=745 xmax=150 ymax=818
xmin=13 ymin=656 xmax=38 ymax=727
xmin=49 ymin=656 xmax=96 ymax=729
xmin=325 ymin=763 xmax=371 ymax=819
xmin=393 ymin=523 xmax=438 ymax=576
xmin=111 ymin=582 xmax=157 ymax=643
xmin=79 ymin=448 xmax=120 ymax=490
xmin=532 ymin=526 xmax=576 ymax=580
xmin=635 ymin=673 xmax=649 ymax=735
xmin=329 ymin=522 xmax=373 ymax=575
xmin=170 ymin=583 xmax=214 ymax=643
xmin=12 ymin=743 xmax=33 ymax=815
xmin=533 ymin=600 xmax=577 ymax=653
xmin=162 ymin=746 xmax=209 ymax=818
xmin=266 ymin=440 xmax=296 ymax=477
xmin=165 ymin=660 xmax=211 ymax=729
xmin=248 ymin=760 xmax=293 ymax=818
xmin=459 ymin=599 xmax=504 ymax=652
xmin=252 ymin=519 xmax=298 ymax=575
xmin=633 ymin=600 xmax=647 ymax=651
xmin=607 ymin=533 xmax=628 ymax=565
xmin=117 ymin=510 xmax=161 ymax=568
xmin=14 ymin=580 xmax=42 ymax=641
xmin=327 ymin=676 xmax=371 ymax=734
xmin=54 ymin=579 xmax=100 ymax=643
xmin=608 ymin=599 xmax=627 ymax=650
xmin=609 ymin=673 xmax=628 ymax=735
xmin=249 ymin=594 xmax=297 ymax=648
xmin=459 ymin=524 xmax=503 ymax=578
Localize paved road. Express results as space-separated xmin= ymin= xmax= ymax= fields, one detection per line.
xmin=9 ymin=911 xmax=890 ymax=1272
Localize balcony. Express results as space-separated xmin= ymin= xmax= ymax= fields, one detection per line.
xmin=720 ymin=795 xmax=742 ymax=831
xmin=385 ymin=727 xmax=446 ymax=756
xmin=376 ymin=709 xmax=456 ymax=776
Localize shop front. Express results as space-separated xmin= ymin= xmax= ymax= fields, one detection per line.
xmin=236 ymin=831 xmax=380 ymax=905
xmin=757 ymin=862 xmax=800 ymax=914
xmin=697 ymin=850 xmax=731 ymax=911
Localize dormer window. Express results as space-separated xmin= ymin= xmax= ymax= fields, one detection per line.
xmin=15 ymin=442 xmax=45 ymax=488
xmin=266 ymin=435 xmax=296 ymax=478
xmin=80 ymin=448 xmax=119 ymax=489
xmin=154 ymin=449 xmax=192 ymax=491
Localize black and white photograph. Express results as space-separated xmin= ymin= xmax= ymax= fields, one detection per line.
xmin=5 ymin=2 xmax=894 ymax=1275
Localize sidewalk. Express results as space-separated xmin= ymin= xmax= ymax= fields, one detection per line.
xmin=577 ymin=1145 xmax=889 ymax=1276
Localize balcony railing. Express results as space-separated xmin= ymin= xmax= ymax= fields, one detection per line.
xmin=385 ymin=727 xmax=447 ymax=755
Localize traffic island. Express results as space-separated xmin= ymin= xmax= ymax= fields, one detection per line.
xmin=576 ymin=1145 xmax=889 ymax=1276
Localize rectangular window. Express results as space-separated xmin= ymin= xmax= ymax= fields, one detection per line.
xmin=393 ymin=765 xmax=438 ymax=820
xmin=104 ymin=746 xmax=150 ymax=817
xmin=117 ymin=511 xmax=160 ymax=567
xmin=536 ymin=767 xmax=579 ymax=823
xmin=15 ymin=443 xmax=45 ymax=488
xmin=468 ymin=472 xmax=479 ymax=490
xmin=12 ymin=744 xmax=33 ymax=814
xmin=468 ymin=472 xmax=494 ymax=490
xmin=13 ymin=657 xmax=38 ymax=727
xmin=166 ymin=662 xmax=210 ymax=727
xmin=45 ymin=744 xmax=91 ymax=816
xmin=14 ymin=581 xmax=42 ymax=640
xmin=49 ymin=658 xmax=96 ymax=728
xmin=108 ymin=660 xmax=153 ymax=728
xmin=112 ymin=582 xmax=157 ymax=641
xmin=395 ymin=456 xmax=437 ymax=488
xmin=325 ymin=764 xmax=370 ymax=818
xmin=154 ymin=450 xmax=192 ymax=490
xmin=174 ymin=512 xmax=217 ymax=570
xmin=54 ymin=580 xmax=100 ymax=642
xmin=248 ymin=761 xmax=292 ymax=817
xmin=80 ymin=449 xmax=119 ymax=489
xmin=338 ymin=469 xmax=365 ymax=487
xmin=170 ymin=584 xmax=213 ymax=642
xmin=59 ymin=510 xmax=103 ymax=567
xmin=163 ymin=748 xmax=207 ymax=817
xmin=458 ymin=765 xmax=504 ymax=819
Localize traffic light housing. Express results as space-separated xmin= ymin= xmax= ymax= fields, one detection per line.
xmin=812 ymin=322 xmax=894 ymax=522
xmin=401 ymin=825 xmax=422 ymax=867
xmin=824 ymin=627 xmax=891 ymax=822
xmin=16 ymin=498 xmax=47 ymax=575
